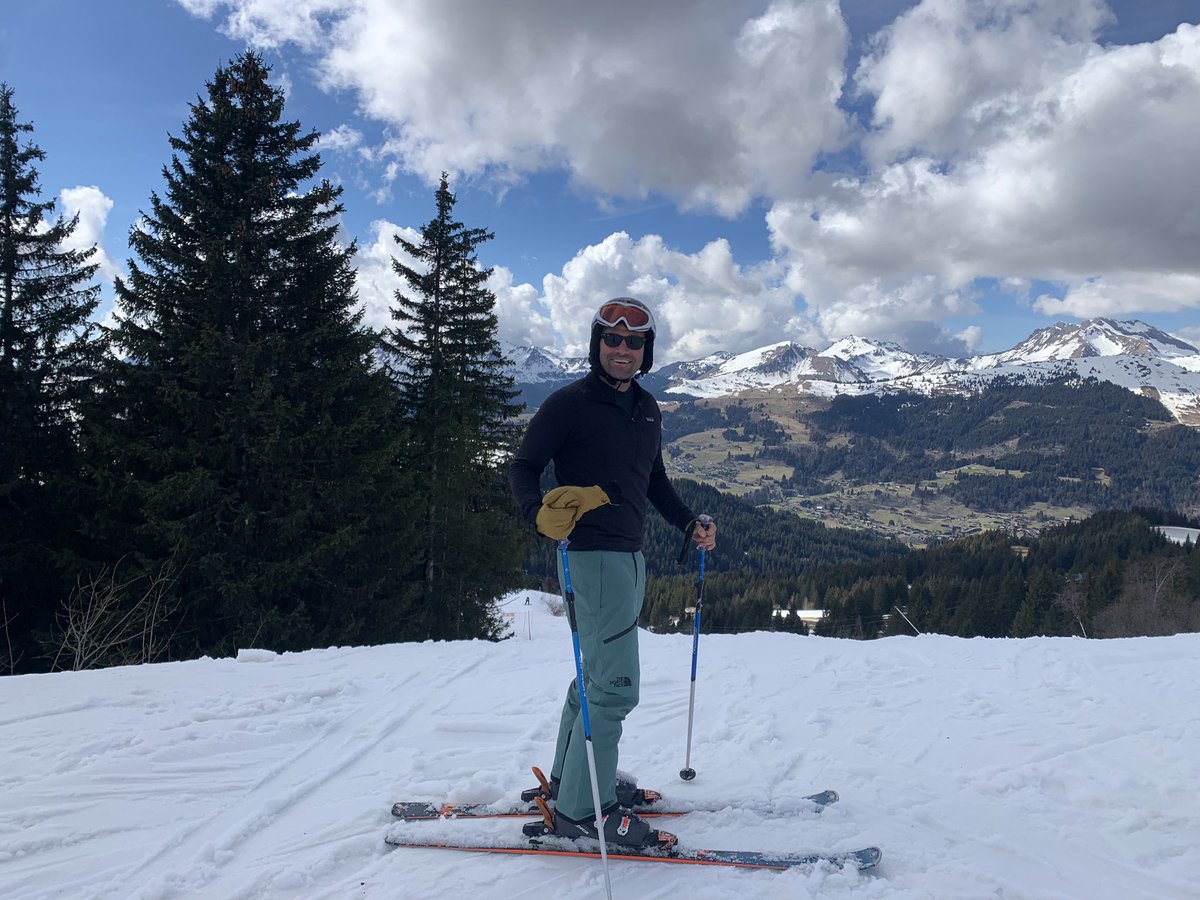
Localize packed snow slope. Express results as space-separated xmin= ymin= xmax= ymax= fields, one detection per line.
xmin=2 ymin=591 xmax=1197 ymax=900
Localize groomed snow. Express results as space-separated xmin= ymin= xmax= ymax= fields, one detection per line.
xmin=2 ymin=590 xmax=1197 ymax=899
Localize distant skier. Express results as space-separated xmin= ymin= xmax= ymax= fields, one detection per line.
xmin=509 ymin=297 xmax=716 ymax=847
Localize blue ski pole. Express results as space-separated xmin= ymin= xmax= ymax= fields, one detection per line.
xmin=557 ymin=539 xmax=612 ymax=899
xmin=680 ymin=516 xmax=711 ymax=781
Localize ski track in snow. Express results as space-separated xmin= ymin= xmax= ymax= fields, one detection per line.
xmin=2 ymin=591 xmax=1199 ymax=899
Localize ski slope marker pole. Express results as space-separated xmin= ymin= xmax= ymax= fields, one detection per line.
xmin=557 ymin=539 xmax=612 ymax=900
xmin=680 ymin=516 xmax=711 ymax=781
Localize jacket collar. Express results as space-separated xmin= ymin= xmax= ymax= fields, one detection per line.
xmin=584 ymin=369 xmax=645 ymax=404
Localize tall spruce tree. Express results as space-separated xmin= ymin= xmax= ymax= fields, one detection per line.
xmin=0 ymin=84 xmax=103 ymax=672
xmin=385 ymin=174 xmax=525 ymax=639
xmin=96 ymin=54 xmax=418 ymax=657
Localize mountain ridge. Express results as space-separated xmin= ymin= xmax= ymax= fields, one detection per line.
xmin=504 ymin=318 xmax=1200 ymax=423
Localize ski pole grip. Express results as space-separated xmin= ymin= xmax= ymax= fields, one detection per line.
xmin=678 ymin=514 xmax=714 ymax=564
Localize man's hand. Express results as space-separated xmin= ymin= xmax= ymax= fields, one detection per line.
xmin=692 ymin=514 xmax=716 ymax=551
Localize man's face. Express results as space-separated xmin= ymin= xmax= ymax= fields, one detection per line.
xmin=599 ymin=324 xmax=645 ymax=383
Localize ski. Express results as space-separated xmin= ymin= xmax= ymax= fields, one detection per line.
xmin=391 ymin=789 xmax=838 ymax=822
xmin=384 ymin=832 xmax=881 ymax=871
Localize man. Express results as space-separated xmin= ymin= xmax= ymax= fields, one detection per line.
xmin=509 ymin=297 xmax=716 ymax=847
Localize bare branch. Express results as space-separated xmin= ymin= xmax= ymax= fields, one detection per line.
xmin=52 ymin=553 xmax=183 ymax=671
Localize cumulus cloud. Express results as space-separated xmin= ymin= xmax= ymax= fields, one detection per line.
xmin=354 ymin=226 xmax=803 ymax=363
xmin=1034 ymin=273 xmax=1200 ymax=318
xmin=179 ymin=0 xmax=851 ymax=216
xmin=318 ymin=123 xmax=362 ymax=153
xmin=352 ymin=218 xmax=419 ymax=332
xmin=352 ymin=219 xmax=557 ymax=349
xmin=854 ymin=0 xmax=1114 ymax=165
xmin=179 ymin=0 xmax=1200 ymax=355
xmin=59 ymin=186 xmax=122 ymax=286
xmin=537 ymin=232 xmax=805 ymax=362
xmin=769 ymin=5 xmax=1200 ymax=348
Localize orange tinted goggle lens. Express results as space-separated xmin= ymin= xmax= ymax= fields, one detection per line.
xmin=597 ymin=302 xmax=652 ymax=330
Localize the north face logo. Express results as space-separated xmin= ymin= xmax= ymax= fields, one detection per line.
xmin=610 ymin=676 xmax=632 ymax=688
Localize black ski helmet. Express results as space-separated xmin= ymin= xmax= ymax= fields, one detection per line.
xmin=588 ymin=297 xmax=656 ymax=376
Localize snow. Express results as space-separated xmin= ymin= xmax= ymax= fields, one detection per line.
xmin=3 ymin=590 xmax=1199 ymax=899
xmin=819 ymin=337 xmax=932 ymax=382
xmin=1176 ymin=354 xmax=1200 ymax=374
xmin=1155 ymin=526 xmax=1200 ymax=545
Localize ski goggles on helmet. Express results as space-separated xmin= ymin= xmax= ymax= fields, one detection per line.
xmin=594 ymin=299 xmax=654 ymax=332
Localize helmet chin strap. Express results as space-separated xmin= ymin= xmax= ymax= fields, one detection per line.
xmin=595 ymin=364 xmax=643 ymax=388
xmin=597 ymin=370 xmax=634 ymax=388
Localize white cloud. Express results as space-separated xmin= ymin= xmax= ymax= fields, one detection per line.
xmin=527 ymin=231 xmax=806 ymax=362
xmin=179 ymin=0 xmax=852 ymax=216
xmin=489 ymin=267 xmax=554 ymax=350
xmin=1034 ymin=273 xmax=1200 ymax=318
xmin=352 ymin=218 xmax=419 ymax=332
xmin=354 ymin=225 xmax=807 ymax=364
xmin=767 ymin=8 xmax=1200 ymax=350
xmin=59 ymin=186 xmax=122 ymax=287
xmin=956 ymin=324 xmax=984 ymax=353
xmin=179 ymin=0 xmax=1200 ymax=356
xmin=854 ymin=0 xmax=1113 ymax=165
xmin=352 ymin=219 xmax=557 ymax=350
xmin=318 ymin=123 xmax=362 ymax=152
xmin=176 ymin=0 xmax=338 ymax=50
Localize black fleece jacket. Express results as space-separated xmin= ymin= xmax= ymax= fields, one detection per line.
xmin=509 ymin=371 xmax=695 ymax=551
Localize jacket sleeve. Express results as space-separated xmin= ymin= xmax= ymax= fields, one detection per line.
xmin=509 ymin=399 xmax=562 ymax=527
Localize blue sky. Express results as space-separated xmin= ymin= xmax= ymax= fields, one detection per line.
xmin=3 ymin=0 xmax=1198 ymax=363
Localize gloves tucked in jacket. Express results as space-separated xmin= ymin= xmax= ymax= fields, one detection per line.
xmin=535 ymin=485 xmax=611 ymax=540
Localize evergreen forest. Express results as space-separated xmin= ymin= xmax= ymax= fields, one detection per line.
xmin=0 ymin=58 xmax=528 ymax=674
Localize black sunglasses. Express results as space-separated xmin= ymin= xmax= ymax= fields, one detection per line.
xmin=600 ymin=333 xmax=647 ymax=350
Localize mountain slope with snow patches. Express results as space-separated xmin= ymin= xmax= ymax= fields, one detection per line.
xmin=2 ymin=591 xmax=1197 ymax=899
xmin=506 ymin=320 xmax=1200 ymax=423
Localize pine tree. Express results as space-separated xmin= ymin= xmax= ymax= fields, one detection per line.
xmin=1012 ymin=568 xmax=1058 ymax=637
xmin=95 ymin=54 xmax=418 ymax=658
xmin=384 ymin=174 xmax=525 ymax=640
xmin=0 ymin=84 xmax=103 ymax=672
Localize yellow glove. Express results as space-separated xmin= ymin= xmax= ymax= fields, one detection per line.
xmin=535 ymin=485 xmax=611 ymax=540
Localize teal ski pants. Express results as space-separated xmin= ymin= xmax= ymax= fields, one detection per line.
xmin=551 ymin=549 xmax=646 ymax=821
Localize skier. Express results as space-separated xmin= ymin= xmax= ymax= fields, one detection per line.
xmin=509 ymin=297 xmax=716 ymax=847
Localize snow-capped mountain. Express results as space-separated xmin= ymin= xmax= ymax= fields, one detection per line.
xmin=504 ymin=319 xmax=1200 ymax=424
xmin=654 ymin=350 xmax=734 ymax=382
xmin=669 ymin=341 xmax=867 ymax=395
xmin=820 ymin=336 xmax=942 ymax=381
xmin=500 ymin=343 xmax=588 ymax=384
xmin=968 ymin=318 xmax=1198 ymax=368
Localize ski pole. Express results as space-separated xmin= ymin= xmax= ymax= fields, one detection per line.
xmin=680 ymin=516 xmax=711 ymax=781
xmin=557 ymin=539 xmax=613 ymax=900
